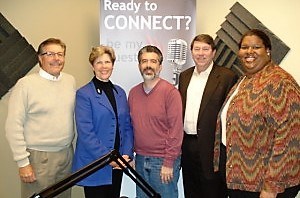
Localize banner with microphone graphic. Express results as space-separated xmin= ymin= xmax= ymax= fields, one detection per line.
xmin=100 ymin=0 xmax=196 ymax=93
xmin=100 ymin=0 xmax=196 ymax=197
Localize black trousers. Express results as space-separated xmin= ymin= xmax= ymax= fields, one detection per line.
xmin=84 ymin=169 xmax=123 ymax=198
xmin=182 ymin=134 xmax=227 ymax=198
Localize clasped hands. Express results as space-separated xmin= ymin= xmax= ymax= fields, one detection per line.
xmin=109 ymin=155 xmax=133 ymax=170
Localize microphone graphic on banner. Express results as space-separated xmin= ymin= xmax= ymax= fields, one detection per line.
xmin=167 ymin=39 xmax=187 ymax=86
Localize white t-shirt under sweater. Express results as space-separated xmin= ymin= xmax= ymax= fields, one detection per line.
xmin=5 ymin=70 xmax=76 ymax=167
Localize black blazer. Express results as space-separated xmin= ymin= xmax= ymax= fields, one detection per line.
xmin=178 ymin=65 xmax=238 ymax=178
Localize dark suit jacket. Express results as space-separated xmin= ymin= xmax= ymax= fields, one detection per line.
xmin=178 ymin=65 xmax=238 ymax=178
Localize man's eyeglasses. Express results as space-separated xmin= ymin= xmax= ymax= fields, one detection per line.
xmin=40 ymin=51 xmax=65 ymax=58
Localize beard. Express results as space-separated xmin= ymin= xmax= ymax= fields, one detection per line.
xmin=141 ymin=67 xmax=158 ymax=81
xmin=142 ymin=73 xmax=156 ymax=81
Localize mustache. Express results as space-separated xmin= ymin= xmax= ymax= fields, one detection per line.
xmin=50 ymin=60 xmax=63 ymax=65
xmin=143 ymin=66 xmax=155 ymax=73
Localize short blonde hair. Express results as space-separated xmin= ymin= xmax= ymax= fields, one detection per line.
xmin=89 ymin=45 xmax=116 ymax=65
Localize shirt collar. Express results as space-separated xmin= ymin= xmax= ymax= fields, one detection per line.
xmin=193 ymin=62 xmax=213 ymax=76
xmin=39 ymin=68 xmax=62 ymax=81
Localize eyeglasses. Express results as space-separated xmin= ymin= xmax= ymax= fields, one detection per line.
xmin=41 ymin=51 xmax=65 ymax=58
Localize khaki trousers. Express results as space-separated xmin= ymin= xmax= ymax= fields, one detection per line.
xmin=21 ymin=146 xmax=73 ymax=198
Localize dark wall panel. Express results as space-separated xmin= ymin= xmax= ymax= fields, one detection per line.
xmin=214 ymin=2 xmax=290 ymax=76
xmin=0 ymin=12 xmax=38 ymax=99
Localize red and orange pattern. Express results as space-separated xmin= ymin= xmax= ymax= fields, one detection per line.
xmin=214 ymin=63 xmax=300 ymax=193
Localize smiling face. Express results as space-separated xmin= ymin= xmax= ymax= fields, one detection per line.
xmin=38 ymin=44 xmax=65 ymax=77
xmin=138 ymin=52 xmax=162 ymax=81
xmin=92 ymin=53 xmax=113 ymax=81
xmin=238 ymin=35 xmax=271 ymax=75
xmin=191 ymin=41 xmax=216 ymax=72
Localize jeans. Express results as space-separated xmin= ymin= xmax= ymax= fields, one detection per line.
xmin=135 ymin=154 xmax=181 ymax=198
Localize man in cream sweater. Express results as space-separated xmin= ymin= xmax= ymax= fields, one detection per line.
xmin=5 ymin=38 xmax=76 ymax=198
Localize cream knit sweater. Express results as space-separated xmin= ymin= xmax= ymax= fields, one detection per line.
xmin=5 ymin=71 xmax=76 ymax=167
